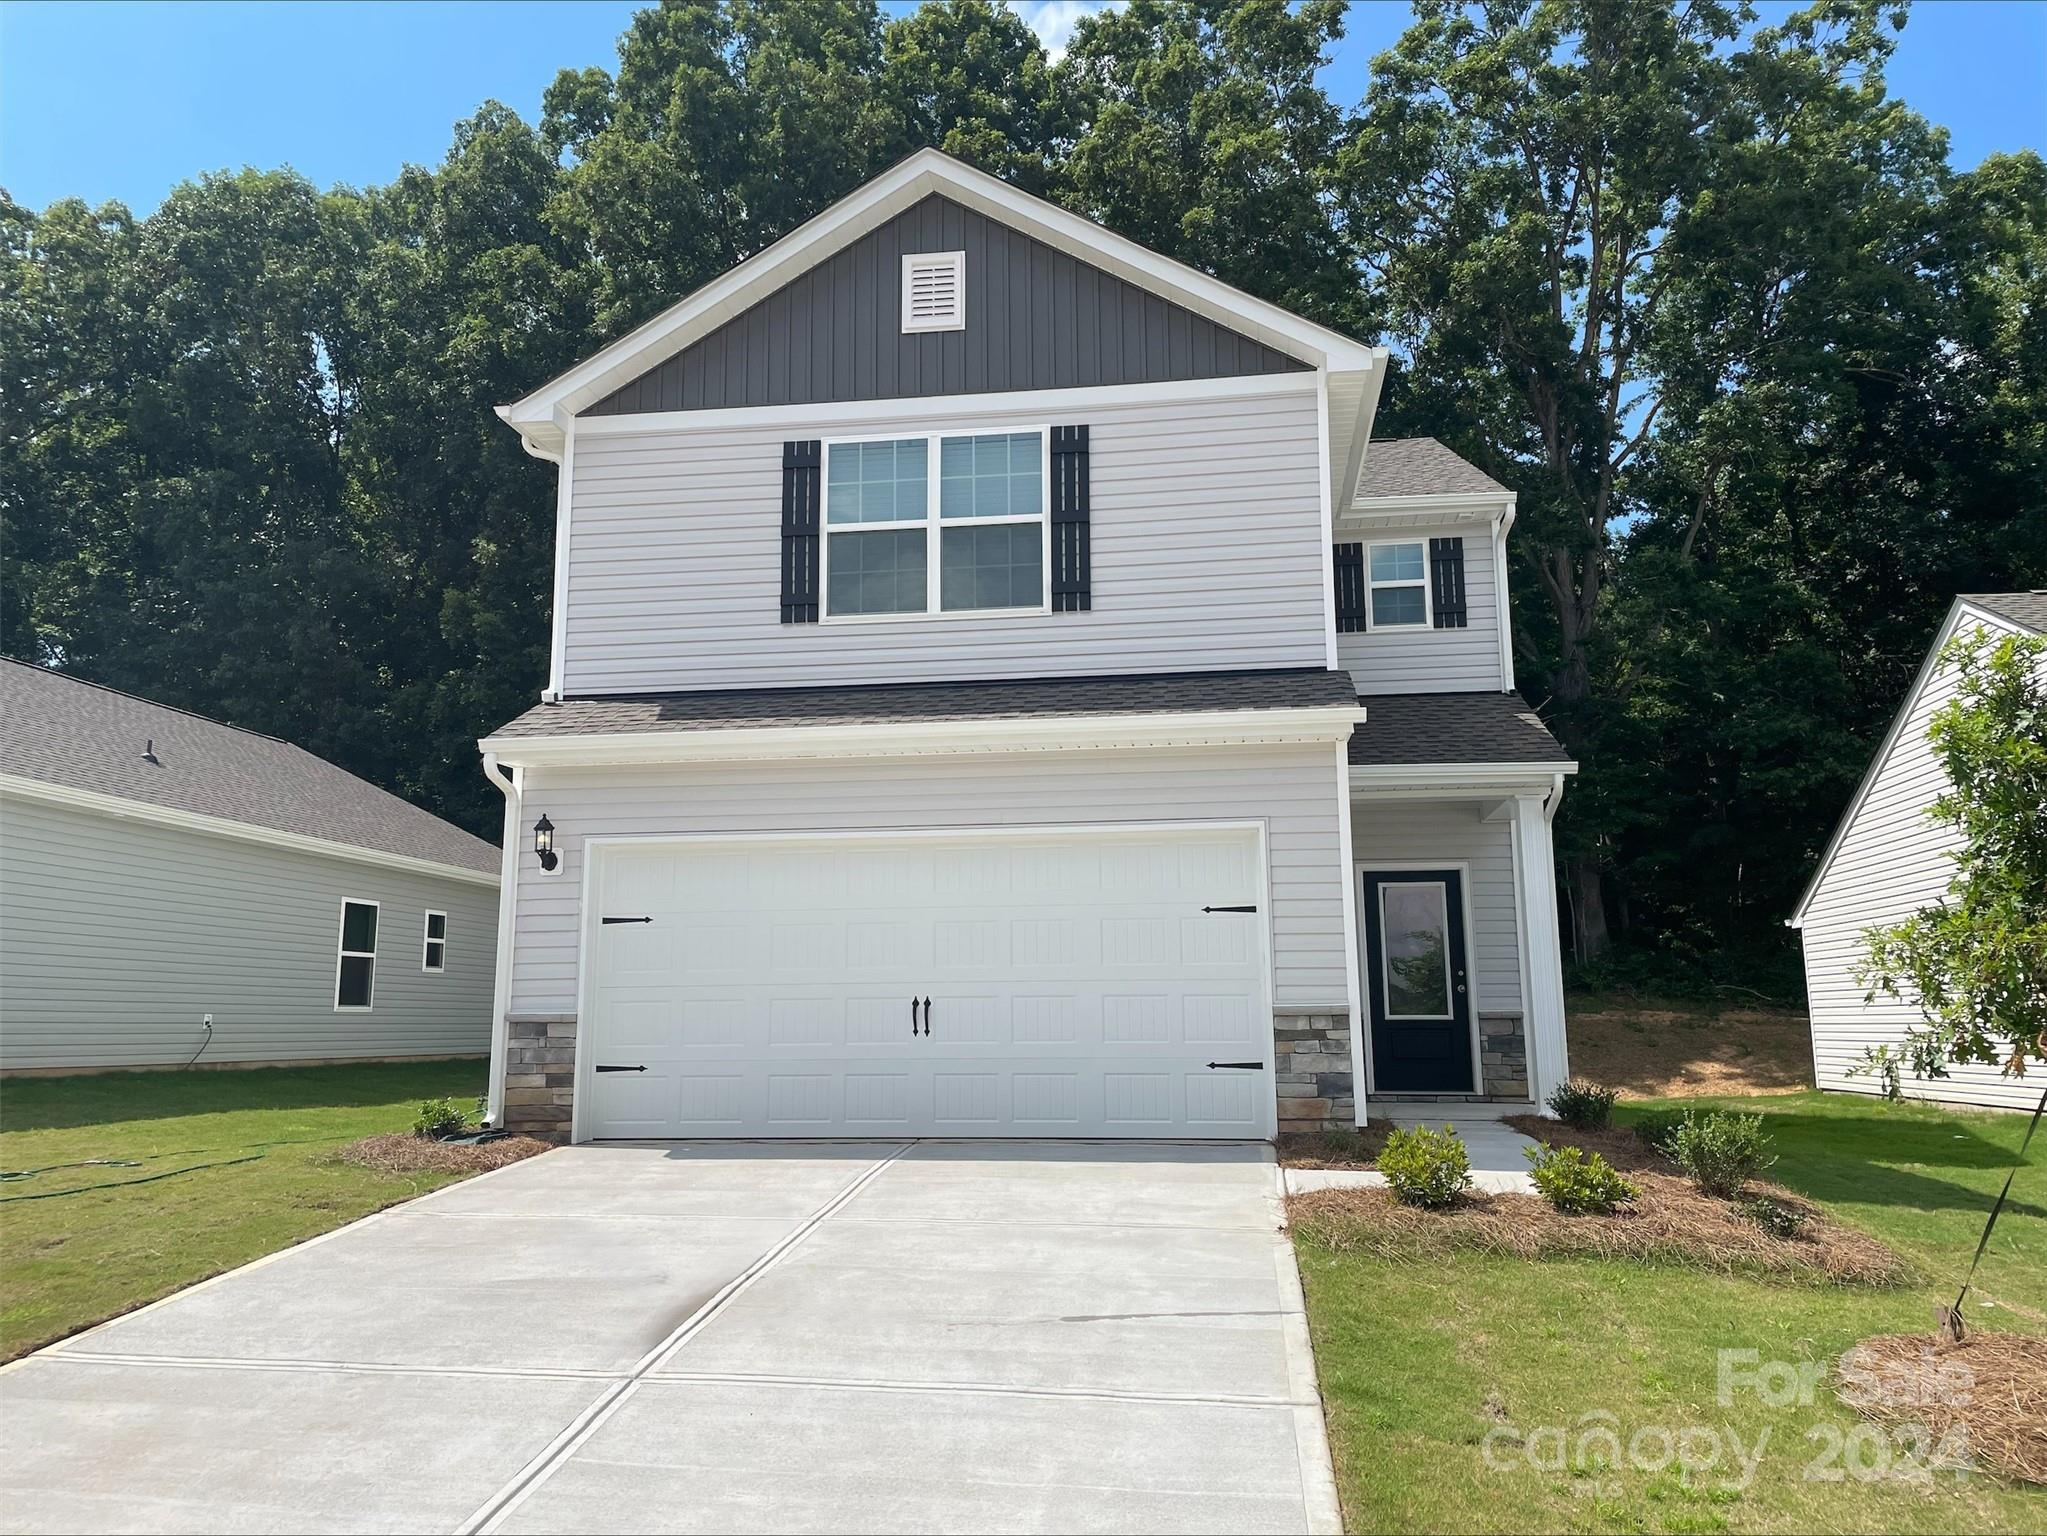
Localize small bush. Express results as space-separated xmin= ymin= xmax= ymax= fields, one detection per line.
xmin=1547 ymin=1079 xmax=1619 ymax=1130
xmin=1740 ymin=1193 xmax=1809 ymax=1239
xmin=1377 ymin=1125 xmax=1471 ymax=1209
xmin=1525 ymin=1143 xmax=1638 ymax=1215
xmin=1633 ymin=1110 xmax=1684 ymax=1156
xmin=1669 ymin=1109 xmax=1775 ymax=1197
xmin=411 ymin=1096 xmax=470 ymax=1140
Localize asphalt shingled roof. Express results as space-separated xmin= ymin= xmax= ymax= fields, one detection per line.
xmin=1348 ymin=691 xmax=1572 ymax=767
xmin=0 ymin=659 xmax=501 ymax=876
xmin=1963 ymin=591 xmax=2047 ymax=634
xmin=1356 ymin=438 xmax=1508 ymax=501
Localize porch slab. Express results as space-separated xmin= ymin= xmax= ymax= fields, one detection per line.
xmin=1286 ymin=1118 xmax=1541 ymax=1195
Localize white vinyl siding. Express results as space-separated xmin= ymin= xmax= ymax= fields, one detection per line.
xmin=1339 ymin=523 xmax=1505 ymax=694
xmin=507 ymin=744 xmax=1349 ymax=1018
xmin=562 ymin=387 xmax=1326 ymax=693
xmin=1349 ymin=799 xmax=1523 ymax=1014
xmin=1798 ymin=613 xmax=2043 ymax=1109
xmin=0 ymin=793 xmax=497 ymax=1071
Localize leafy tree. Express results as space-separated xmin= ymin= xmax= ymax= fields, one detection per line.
xmin=880 ymin=0 xmax=1071 ymax=192
xmin=1857 ymin=631 xmax=2047 ymax=1097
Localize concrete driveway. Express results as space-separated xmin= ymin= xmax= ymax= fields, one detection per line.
xmin=1 ymin=1141 xmax=1340 ymax=1535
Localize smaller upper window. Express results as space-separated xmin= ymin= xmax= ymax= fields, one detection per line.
xmin=902 ymin=251 xmax=965 ymax=333
xmin=423 ymin=910 xmax=447 ymax=974
xmin=1367 ymin=540 xmax=1430 ymax=629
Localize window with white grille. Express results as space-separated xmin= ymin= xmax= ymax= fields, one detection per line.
xmin=901 ymin=251 xmax=965 ymax=333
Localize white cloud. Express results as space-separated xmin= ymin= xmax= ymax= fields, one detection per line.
xmin=1008 ymin=1 xmax=1119 ymax=61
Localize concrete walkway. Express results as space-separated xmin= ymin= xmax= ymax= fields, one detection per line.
xmin=0 ymin=1142 xmax=1340 ymax=1535
xmin=1282 ymin=1117 xmax=1542 ymax=1196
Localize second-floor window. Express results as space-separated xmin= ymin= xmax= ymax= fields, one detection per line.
xmin=1367 ymin=540 xmax=1431 ymax=628
xmin=824 ymin=432 xmax=1048 ymax=620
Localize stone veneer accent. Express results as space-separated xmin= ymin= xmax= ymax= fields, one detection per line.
xmin=1478 ymin=1010 xmax=1529 ymax=1100
xmin=1275 ymin=1009 xmax=1354 ymax=1134
xmin=502 ymin=1014 xmax=577 ymax=1141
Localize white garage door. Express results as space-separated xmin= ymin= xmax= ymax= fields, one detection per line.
xmin=580 ymin=826 xmax=1273 ymax=1140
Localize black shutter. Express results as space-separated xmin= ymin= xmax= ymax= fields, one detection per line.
xmin=1051 ymin=425 xmax=1091 ymax=612
xmin=1429 ymin=537 xmax=1468 ymax=628
xmin=781 ymin=440 xmax=821 ymax=623
xmin=1333 ymin=543 xmax=1365 ymax=633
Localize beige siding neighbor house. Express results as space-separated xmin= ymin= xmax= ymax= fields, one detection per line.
xmin=0 ymin=661 xmax=500 ymax=1071
xmin=482 ymin=150 xmax=1577 ymax=1144
xmin=1789 ymin=592 xmax=2047 ymax=1109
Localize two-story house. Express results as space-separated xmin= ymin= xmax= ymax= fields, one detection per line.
xmin=480 ymin=150 xmax=1575 ymax=1143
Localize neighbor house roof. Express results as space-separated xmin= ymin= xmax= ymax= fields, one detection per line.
xmin=1347 ymin=691 xmax=1572 ymax=768
xmin=1961 ymin=590 xmax=2047 ymax=633
xmin=0 ymin=659 xmax=500 ymax=879
xmin=1356 ymin=439 xmax=1509 ymax=502
xmin=488 ymin=668 xmax=1364 ymax=740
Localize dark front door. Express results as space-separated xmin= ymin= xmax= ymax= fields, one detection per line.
xmin=1363 ymin=870 xmax=1474 ymax=1092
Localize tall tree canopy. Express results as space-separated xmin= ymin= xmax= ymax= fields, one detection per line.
xmin=2 ymin=0 xmax=2040 ymax=1001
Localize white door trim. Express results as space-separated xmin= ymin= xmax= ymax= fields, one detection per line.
xmin=1352 ymin=859 xmax=1484 ymax=1098
xmin=571 ymin=819 xmax=1278 ymax=1143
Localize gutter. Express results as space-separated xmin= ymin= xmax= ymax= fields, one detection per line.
xmin=480 ymin=752 xmax=522 ymax=1130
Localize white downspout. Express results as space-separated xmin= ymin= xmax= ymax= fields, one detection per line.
xmin=481 ymin=751 xmax=522 ymax=1129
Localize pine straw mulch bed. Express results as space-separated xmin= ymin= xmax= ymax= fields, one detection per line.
xmin=1838 ymin=1331 xmax=2047 ymax=1485
xmin=337 ymin=1133 xmax=554 ymax=1174
xmin=1285 ymin=1117 xmax=1909 ymax=1286
xmin=1276 ymin=1124 xmax=1391 ymax=1168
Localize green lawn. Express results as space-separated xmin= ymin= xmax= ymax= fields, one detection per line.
xmin=0 ymin=1058 xmax=492 ymax=1361
xmin=1297 ymin=1090 xmax=2047 ymax=1533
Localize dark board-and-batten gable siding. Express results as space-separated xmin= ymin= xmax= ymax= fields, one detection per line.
xmin=583 ymin=194 xmax=1310 ymax=415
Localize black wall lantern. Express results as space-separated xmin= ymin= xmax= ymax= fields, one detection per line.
xmin=533 ymin=813 xmax=558 ymax=872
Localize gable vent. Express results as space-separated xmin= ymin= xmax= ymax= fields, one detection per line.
xmin=901 ymin=251 xmax=965 ymax=333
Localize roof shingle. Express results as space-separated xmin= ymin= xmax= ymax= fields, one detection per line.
xmin=1356 ymin=438 xmax=1508 ymax=502
xmin=1349 ymin=691 xmax=1572 ymax=768
xmin=1963 ymin=591 xmax=2047 ymax=634
xmin=0 ymin=660 xmax=500 ymax=876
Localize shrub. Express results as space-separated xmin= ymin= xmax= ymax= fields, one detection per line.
xmin=1546 ymin=1079 xmax=1619 ymax=1130
xmin=1525 ymin=1143 xmax=1638 ymax=1215
xmin=1377 ymin=1125 xmax=1471 ymax=1209
xmin=1669 ymin=1109 xmax=1775 ymax=1197
xmin=1740 ymin=1193 xmax=1809 ymax=1239
xmin=411 ymin=1096 xmax=470 ymax=1140
xmin=1633 ymin=1110 xmax=1684 ymax=1156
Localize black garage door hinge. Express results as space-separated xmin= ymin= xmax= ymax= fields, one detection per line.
xmin=601 ymin=916 xmax=652 ymax=924
xmin=1206 ymin=1060 xmax=1265 ymax=1070
xmin=1201 ymin=904 xmax=1258 ymax=914
xmin=594 ymin=1064 xmax=647 ymax=1073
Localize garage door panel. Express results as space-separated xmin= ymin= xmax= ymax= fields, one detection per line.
xmin=583 ymin=828 xmax=1273 ymax=1140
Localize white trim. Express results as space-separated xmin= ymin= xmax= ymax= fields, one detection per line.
xmin=569 ymin=818 xmax=1280 ymax=1145
xmin=1332 ymin=740 xmax=1365 ymax=1125
xmin=334 ymin=898 xmax=380 ymax=1013
xmin=1354 ymin=861 xmax=1484 ymax=1097
xmin=1346 ymin=492 xmax=1517 ymax=519
xmin=567 ymin=371 xmax=1317 ymax=441
xmin=481 ymin=753 xmax=521 ymax=1129
xmin=483 ymin=704 xmax=1367 ymax=769
xmin=544 ymin=423 xmax=575 ymax=701
xmin=1786 ymin=599 xmax=2026 ymax=927
xmin=1511 ymin=794 xmax=1570 ymax=1104
xmin=1494 ymin=504 xmax=1518 ymax=691
xmin=0 ymin=773 xmax=500 ymax=888
xmin=499 ymin=149 xmax=1379 ymax=453
xmin=422 ymin=909 xmax=448 ymax=973
xmin=819 ymin=427 xmax=1051 ymax=622
xmin=1349 ymin=761 xmax=1579 ymax=791
xmin=1317 ymin=374 xmax=1338 ymax=670
xmin=900 ymin=249 xmax=966 ymax=333
xmin=1362 ymin=537 xmax=1432 ymax=631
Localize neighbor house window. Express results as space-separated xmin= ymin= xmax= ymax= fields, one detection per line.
xmin=823 ymin=431 xmax=1047 ymax=619
xmin=336 ymin=900 xmax=378 ymax=1010
xmin=422 ymin=910 xmax=447 ymax=973
xmin=1367 ymin=540 xmax=1430 ymax=628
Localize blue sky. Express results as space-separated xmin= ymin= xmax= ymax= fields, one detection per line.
xmin=2 ymin=1 xmax=2041 ymax=215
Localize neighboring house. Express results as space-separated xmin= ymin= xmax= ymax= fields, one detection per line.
xmin=1789 ymin=591 xmax=2047 ymax=1109
xmin=481 ymin=149 xmax=1576 ymax=1143
xmin=0 ymin=661 xmax=500 ymax=1072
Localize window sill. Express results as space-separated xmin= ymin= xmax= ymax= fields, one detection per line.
xmin=819 ymin=604 xmax=1053 ymax=627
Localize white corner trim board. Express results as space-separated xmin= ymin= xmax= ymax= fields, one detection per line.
xmin=481 ymin=704 xmax=1370 ymax=769
xmin=0 ymin=773 xmax=499 ymax=888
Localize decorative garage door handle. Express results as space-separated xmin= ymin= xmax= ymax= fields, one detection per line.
xmin=922 ymin=997 xmax=931 ymax=1036
xmin=595 ymin=1064 xmax=647 ymax=1073
xmin=1201 ymin=905 xmax=1258 ymax=914
xmin=1206 ymin=1061 xmax=1264 ymax=1070
xmin=601 ymin=916 xmax=652 ymax=925
xmin=907 ymin=998 xmax=932 ymax=1036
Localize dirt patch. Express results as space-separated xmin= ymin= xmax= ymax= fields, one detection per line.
xmin=1839 ymin=1332 xmax=2047 ymax=1485
xmin=1277 ymin=1125 xmax=1390 ymax=1169
xmin=1566 ymin=1000 xmax=1813 ymax=1099
xmin=337 ymin=1134 xmax=553 ymax=1174
xmin=1289 ymin=1117 xmax=1907 ymax=1286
